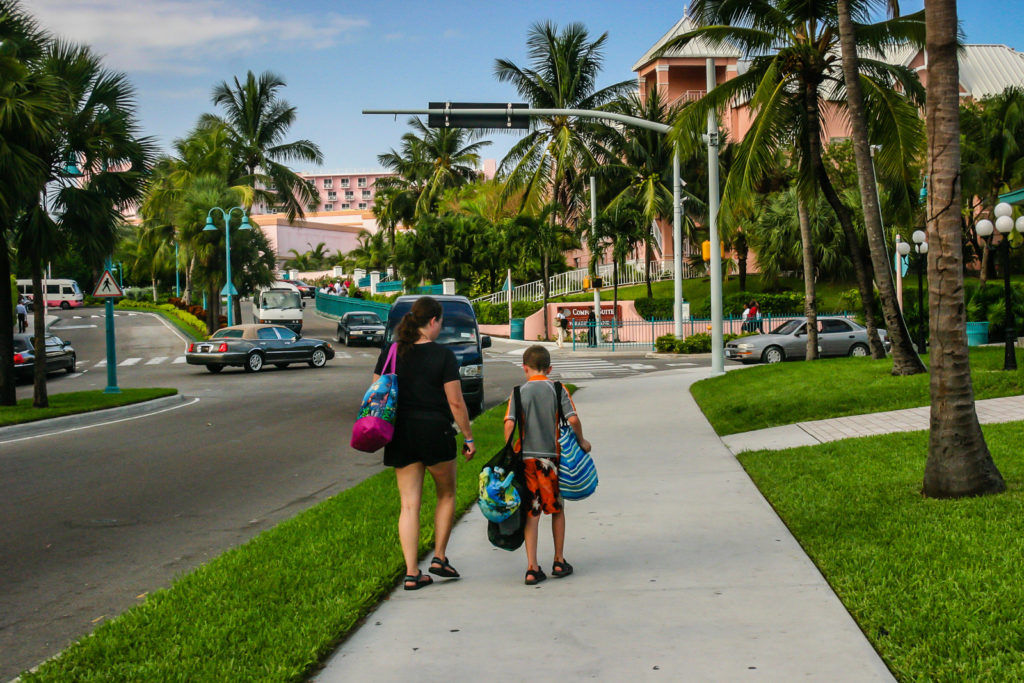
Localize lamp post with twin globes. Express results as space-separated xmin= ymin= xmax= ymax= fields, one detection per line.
xmin=897 ymin=232 xmax=928 ymax=354
xmin=975 ymin=202 xmax=1024 ymax=370
xmin=204 ymin=206 xmax=251 ymax=327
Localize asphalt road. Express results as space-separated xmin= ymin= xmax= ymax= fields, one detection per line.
xmin=0 ymin=306 xmax=710 ymax=678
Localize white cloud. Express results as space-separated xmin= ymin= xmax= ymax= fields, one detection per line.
xmin=29 ymin=0 xmax=368 ymax=73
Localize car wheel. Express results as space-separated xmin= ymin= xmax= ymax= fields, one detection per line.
xmin=335 ymin=328 xmax=342 ymax=343
xmin=66 ymin=354 xmax=76 ymax=374
xmin=60 ymin=301 xmax=70 ymax=310
xmin=309 ymin=347 xmax=328 ymax=368
xmin=274 ymin=363 xmax=290 ymax=369
xmin=343 ymin=332 xmax=350 ymax=347
xmin=244 ymin=352 xmax=264 ymax=373
xmin=849 ymin=343 xmax=870 ymax=357
xmin=206 ymin=364 xmax=224 ymax=374
xmin=762 ymin=346 xmax=785 ymax=364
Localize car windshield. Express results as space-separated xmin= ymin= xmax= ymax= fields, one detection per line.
xmin=261 ymin=291 xmax=300 ymax=309
xmin=436 ymin=313 xmax=478 ymax=345
xmin=771 ymin=320 xmax=804 ymax=335
xmin=349 ymin=314 xmax=381 ymax=326
xmin=13 ymin=339 xmax=29 ymax=351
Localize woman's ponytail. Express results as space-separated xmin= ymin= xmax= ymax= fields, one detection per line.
xmin=394 ymin=296 xmax=443 ymax=356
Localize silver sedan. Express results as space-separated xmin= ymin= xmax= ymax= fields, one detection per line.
xmin=725 ymin=317 xmax=887 ymax=364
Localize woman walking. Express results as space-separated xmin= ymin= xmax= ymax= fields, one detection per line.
xmin=373 ymin=296 xmax=476 ymax=590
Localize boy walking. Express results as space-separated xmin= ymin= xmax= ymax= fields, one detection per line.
xmin=504 ymin=345 xmax=591 ymax=585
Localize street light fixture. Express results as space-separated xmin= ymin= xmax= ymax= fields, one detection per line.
xmin=204 ymin=206 xmax=251 ymax=327
xmin=975 ymin=201 xmax=1023 ymax=370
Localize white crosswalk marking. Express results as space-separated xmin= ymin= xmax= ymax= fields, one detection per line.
xmin=94 ymin=360 xmax=105 ymax=367
xmin=173 ymin=356 xmax=186 ymax=364
xmin=119 ymin=358 xmax=141 ymax=366
xmin=146 ymin=357 xmax=167 ymax=365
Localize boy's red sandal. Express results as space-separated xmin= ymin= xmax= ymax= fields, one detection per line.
xmin=551 ymin=560 xmax=573 ymax=578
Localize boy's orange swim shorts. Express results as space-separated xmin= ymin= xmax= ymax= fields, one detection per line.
xmin=523 ymin=457 xmax=563 ymax=516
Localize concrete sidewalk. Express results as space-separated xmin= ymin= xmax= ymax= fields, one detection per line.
xmin=723 ymin=394 xmax=1024 ymax=454
xmin=314 ymin=369 xmax=893 ymax=682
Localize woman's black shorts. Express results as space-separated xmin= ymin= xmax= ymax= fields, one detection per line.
xmin=383 ymin=414 xmax=457 ymax=468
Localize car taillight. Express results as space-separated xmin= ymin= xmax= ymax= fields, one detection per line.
xmin=218 ymin=342 xmax=228 ymax=352
xmin=187 ymin=343 xmax=195 ymax=353
xmin=13 ymin=353 xmax=24 ymax=363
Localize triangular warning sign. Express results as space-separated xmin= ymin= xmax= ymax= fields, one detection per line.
xmin=93 ymin=270 xmax=123 ymax=297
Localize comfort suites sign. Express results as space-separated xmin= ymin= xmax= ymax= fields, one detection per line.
xmin=557 ymin=304 xmax=621 ymax=324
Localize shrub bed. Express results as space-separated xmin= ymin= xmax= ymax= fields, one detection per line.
xmin=655 ymin=332 xmax=749 ymax=353
xmin=116 ymin=299 xmax=209 ymax=340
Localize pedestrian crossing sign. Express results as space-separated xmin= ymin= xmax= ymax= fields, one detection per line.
xmin=93 ymin=270 xmax=123 ymax=297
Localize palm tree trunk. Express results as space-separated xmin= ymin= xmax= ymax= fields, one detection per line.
xmin=30 ymin=264 xmax=48 ymax=408
xmin=979 ymin=243 xmax=990 ymax=288
xmin=542 ymin=252 xmax=550 ymax=341
xmin=806 ymin=87 xmax=888 ymax=358
xmin=645 ymin=239 xmax=653 ymax=299
xmin=921 ymin=0 xmax=1005 ymax=498
xmin=836 ymin=0 xmax=926 ymax=374
xmin=0 ymin=229 xmax=17 ymax=405
xmin=152 ymin=275 xmax=158 ymax=302
xmin=798 ymin=196 xmax=819 ymax=360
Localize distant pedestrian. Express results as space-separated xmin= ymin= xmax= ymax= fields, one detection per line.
xmin=750 ymin=300 xmax=763 ymax=333
xmin=741 ymin=301 xmax=752 ymax=333
xmin=16 ymin=299 xmax=28 ymax=333
xmin=504 ymin=345 xmax=591 ymax=585
xmin=586 ymin=309 xmax=596 ymax=347
xmin=373 ymin=296 xmax=476 ymax=590
xmin=555 ymin=309 xmax=568 ymax=348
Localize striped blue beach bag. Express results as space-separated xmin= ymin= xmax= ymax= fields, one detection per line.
xmin=554 ymin=382 xmax=598 ymax=500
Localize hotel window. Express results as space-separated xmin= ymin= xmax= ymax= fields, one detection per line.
xmin=358 ymin=202 xmax=367 ymax=209
xmin=340 ymin=178 xmax=349 ymax=187
xmin=361 ymin=190 xmax=371 ymax=199
xmin=324 ymin=203 xmax=333 ymax=210
xmin=322 ymin=178 xmax=333 ymax=188
xmin=345 ymin=191 xmax=354 ymax=199
xmin=341 ymin=203 xmax=350 ymax=209
xmin=327 ymin=191 xmax=337 ymax=200
xmin=357 ymin=177 xmax=367 ymax=188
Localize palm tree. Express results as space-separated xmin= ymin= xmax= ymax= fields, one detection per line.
xmin=495 ymin=21 xmax=634 ymax=225
xmin=921 ymin=0 xmax=1005 ymax=498
xmin=587 ymin=201 xmax=646 ymax=337
xmin=0 ymin=0 xmax=59 ymax=405
xmin=16 ymin=39 xmax=153 ymax=407
xmin=204 ymin=70 xmax=323 ymax=221
xmin=961 ymin=88 xmax=1024 ymax=286
xmin=510 ymin=202 xmax=574 ymax=340
xmin=666 ymin=0 xmax=927 ymax=359
xmin=836 ymin=0 xmax=926 ymax=375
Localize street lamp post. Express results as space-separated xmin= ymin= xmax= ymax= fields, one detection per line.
xmin=910 ymin=230 xmax=928 ymax=354
xmin=975 ymin=202 xmax=1024 ymax=370
xmin=204 ymin=206 xmax=251 ymax=327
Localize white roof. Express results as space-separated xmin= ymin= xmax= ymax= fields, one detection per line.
xmin=957 ymin=45 xmax=1024 ymax=99
xmin=633 ymin=16 xmax=742 ymax=72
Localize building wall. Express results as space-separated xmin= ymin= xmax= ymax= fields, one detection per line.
xmin=298 ymin=171 xmax=394 ymax=213
xmin=252 ymin=211 xmax=379 ymax=267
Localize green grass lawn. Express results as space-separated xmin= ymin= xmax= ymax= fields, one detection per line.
xmin=0 ymin=388 xmax=178 ymax=427
xmin=690 ymin=346 xmax=1024 ymax=435
xmin=738 ymin=423 xmax=1024 ymax=682
xmin=18 ymin=391 xmax=554 ymax=682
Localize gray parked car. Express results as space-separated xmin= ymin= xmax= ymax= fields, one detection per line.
xmin=725 ymin=317 xmax=888 ymax=364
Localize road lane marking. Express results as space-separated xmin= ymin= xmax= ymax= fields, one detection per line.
xmin=50 ymin=324 xmax=97 ymax=329
xmin=173 ymin=356 xmax=186 ymax=363
xmin=119 ymin=358 xmax=141 ymax=366
xmin=145 ymin=357 xmax=167 ymax=365
xmin=94 ymin=360 xmax=106 ymax=367
xmin=0 ymin=397 xmax=201 ymax=445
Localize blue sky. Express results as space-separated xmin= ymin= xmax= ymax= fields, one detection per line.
xmin=27 ymin=0 xmax=1024 ymax=172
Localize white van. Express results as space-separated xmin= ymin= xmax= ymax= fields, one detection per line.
xmin=252 ymin=281 xmax=304 ymax=333
xmin=16 ymin=278 xmax=85 ymax=310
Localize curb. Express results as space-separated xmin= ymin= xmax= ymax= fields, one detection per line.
xmin=0 ymin=394 xmax=191 ymax=443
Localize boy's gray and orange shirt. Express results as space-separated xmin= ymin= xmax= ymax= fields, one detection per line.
xmin=504 ymin=375 xmax=576 ymax=458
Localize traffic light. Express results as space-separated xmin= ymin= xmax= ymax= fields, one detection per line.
xmin=427 ymin=102 xmax=529 ymax=130
xmin=702 ymin=241 xmax=725 ymax=261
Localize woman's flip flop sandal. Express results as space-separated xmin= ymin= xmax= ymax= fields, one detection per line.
xmin=403 ymin=571 xmax=433 ymax=591
xmin=428 ymin=556 xmax=460 ymax=578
